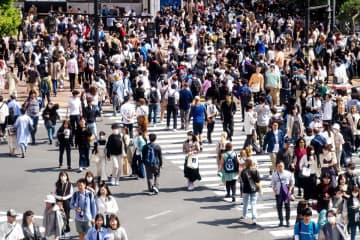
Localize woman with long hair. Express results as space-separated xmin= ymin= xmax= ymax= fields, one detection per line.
xmin=54 ymin=171 xmax=73 ymax=236
xmin=240 ymin=159 xmax=260 ymax=224
xmin=294 ymin=137 xmax=307 ymax=197
xmin=22 ymin=210 xmax=42 ymax=240
xmin=106 ymin=214 xmax=128 ymax=240
xmin=298 ymin=145 xmax=318 ymax=200
xmin=96 ymin=184 xmax=119 ymax=227
xmin=56 ymin=119 xmax=73 ymax=169
xmin=183 ymin=131 xmax=201 ymax=190
xmin=85 ymin=214 xmax=108 ymax=240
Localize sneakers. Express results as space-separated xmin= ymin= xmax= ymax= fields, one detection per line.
xmin=111 ymin=178 xmax=116 ymax=186
xmin=187 ymin=183 xmax=194 ymax=191
xmin=115 ymin=180 xmax=120 ymax=186
xmin=239 ymin=216 xmax=245 ymax=220
xmin=152 ymin=186 xmax=159 ymax=194
xmin=172 ymin=128 xmax=177 ymax=132
xmin=286 ymin=221 xmax=290 ymax=227
xmin=232 ymin=197 xmax=236 ymax=202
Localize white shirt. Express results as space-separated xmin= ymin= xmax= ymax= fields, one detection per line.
xmin=96 ymin=196 xmax=119 ymax=216
xmin=322 ymin=101 xmax=333 ymax=121
xmin=68 ymin=97 xmax=81 ymax=116
xmin=120 ymin=103 xmax=135 ymax=124
xmin=0 ymin=222 xmax=24 ymax=240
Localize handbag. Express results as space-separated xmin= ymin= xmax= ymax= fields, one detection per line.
xmin=90 ymin=154 xmax=99 ymax=163
xmin=186 ymin=154 xmax=199 ymax=169
xmin=301 ymin=165 xmax=311 ymax=177
xmin=277 ymin=172 xmax=291 ymax=204
xmin=7 ymin=126 xmax=16 ymax=136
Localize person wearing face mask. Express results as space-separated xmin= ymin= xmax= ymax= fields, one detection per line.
xmin=106 ymin=124 xmax=123 ymax=186
xmin=319 ymin=209 xmax=349 ymax=240
xmin=54 ymin=171 xmax=73 ymax=236
xmin=347 ymin=187 xmax=360 ymax=240
xmin=92 ymin=131 xmax=107 ymax=182
xmin=298 ymin=146 xmax=318 ymax=200
xmin=320 ymin=144 xmax=338 ymax=188
xmin=183 ymin=131 xmax=201 ymax=190
xmin=85 ymin=171 xmax=97 ymax=195
xmin=42 ymin=101 xmax=59 ymax=145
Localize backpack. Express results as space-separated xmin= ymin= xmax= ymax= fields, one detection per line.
xmin=149 ymin=89 xmax=159 ymax=103
xmin=191 ymin=78 xmax=201 ymax=94
xmin=167 ymin=91 xmax=176 ymax=107
xmin=241 ymin=88 xmax=252 ymax=102
xmin=143 ymin=144 xmax=158 ymax=166
xmin=294 ymin=221 xmax=316 ymax=240
xmin=40 ymin=78 xmax=49 ymax=93
xmin=223 ymin=151 xmax=239 ymax=173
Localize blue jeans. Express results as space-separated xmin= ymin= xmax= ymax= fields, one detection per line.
xmin=79 ymin=147 xmax=90 ymax=168
xmin=242 ymin=192 xmax=258 ymax=220
xmin=30 ymin=116 xmax=39 ymax=144
xmin=52 ymin=79 xmax=58 ymax=95
xmin=350 ymin=223 xmax=360 ymax=240
xmin=47 ymin=125 xmax=55 ymax=141
xmin=87 ymin=122 xmax=98 ymax=141
xmin=148 ymin=103 xmax=159 ymax=124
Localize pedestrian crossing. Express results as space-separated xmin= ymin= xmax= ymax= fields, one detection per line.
xmin=144 ymin=109 xmax=308 ymax=238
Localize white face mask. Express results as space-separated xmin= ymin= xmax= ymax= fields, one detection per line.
xmin=86 ymin=177 xmax=93 ymax=182
xmin=112 ymin=129 xmax=119 ymax=135
xmin=61 ymin=176 xmax=67 ymax=182
xmin=353 ymin=192 xmax=359 ymax=197
xmin=188 ymin=136 xmax=192 ymax=141
xmin=310 ymin=150 xmax=315 ymax=155
xmin=323 ymin=150 xmax=329 ymax=155
xmin=327 ymin=216 xmax=336 ymax=224
xmin=207 ymin=100 xmax=212 ymax=105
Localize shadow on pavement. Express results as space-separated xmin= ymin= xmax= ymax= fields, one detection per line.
xmin=112 ymin=191 xmax=150 ymax=198
xmin=200 ymin=204 xmax=236 ymax=211
xmin=25 ymin=167 xmax=62 ymax=173
xmin=184 ymin=195 xmax=220 ymax=203
xmin=197 ymin=217 xmax=241 ymax=227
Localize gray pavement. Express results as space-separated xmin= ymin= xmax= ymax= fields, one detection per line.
xmin=0 ymin=106 xmax=359 ymax=240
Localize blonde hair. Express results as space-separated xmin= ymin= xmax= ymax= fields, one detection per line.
xmin=220 ymin=132 xmax=228 ymax=145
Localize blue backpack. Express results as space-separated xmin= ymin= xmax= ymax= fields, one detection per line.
xmin=144 ymin=144 xmax=158 ymax=166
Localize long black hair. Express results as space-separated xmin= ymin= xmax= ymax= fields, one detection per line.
xmin=22 ymin=210 xmax=34 ymax=227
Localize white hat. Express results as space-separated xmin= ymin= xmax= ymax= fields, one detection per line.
xmin=333 ymin=123 xmax=340 ymax=131
xmin=44 ymin=194 xmax=56 ymax=204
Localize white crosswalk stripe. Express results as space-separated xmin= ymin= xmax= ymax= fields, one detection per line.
xmin=149 ymin=109 xmax=307 ymax=238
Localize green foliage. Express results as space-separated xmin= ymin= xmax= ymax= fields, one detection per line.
xmin=0 ymin=0 xmax=21 ymax=38
xmin=340 ymin=0 xmax=360 ymax=17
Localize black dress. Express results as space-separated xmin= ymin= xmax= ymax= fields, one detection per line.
xmin=183 ymin=141 xmax=202 ymax=182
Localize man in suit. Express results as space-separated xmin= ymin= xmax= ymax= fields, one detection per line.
xmin=263 ymin=121 xmax=285 ymax=175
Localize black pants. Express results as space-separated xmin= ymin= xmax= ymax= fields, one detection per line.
xmin=59 ymin=143 xmax=71 ymax=167
xmin=223 ymin=119 xmax=234 ymax=141
xmin=68 ymin=73 xmax=76 ymax=92
xmin=63 ymin=199 xmax=71 ymax=233
xmin=123 ymin=123 xmax=133 ymax=139
xmin=226 ymin=180 xmax=236 ymax=197
xmin=276 ymin=195 xmax=290 ymax=224
xmin=207 ymin=121 xmax=214 ymax=143
xmin=78 ymin=72 xmax=84 ymax=85
xmin=166 ymin=105 xmax=177 ymax=129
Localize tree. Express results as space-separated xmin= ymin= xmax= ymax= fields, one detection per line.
xmin=340 ymin=0 xmax=360 ymax=32
xmin=0 ymin=0 xmax=21 ymax=38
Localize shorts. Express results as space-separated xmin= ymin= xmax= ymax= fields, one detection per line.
xmin=193 ymin=122 xmax=204 ymax=135
xmin=75 ymin=219 xmax=92 ymax=234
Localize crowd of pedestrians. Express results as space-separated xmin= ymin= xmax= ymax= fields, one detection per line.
xmin=2 ymin=0 xmax=360 ymax=239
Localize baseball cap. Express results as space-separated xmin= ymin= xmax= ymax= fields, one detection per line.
xmin=7 ymin=209 xmax=17 ymax=217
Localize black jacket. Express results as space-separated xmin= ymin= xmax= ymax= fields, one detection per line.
xmin=240 ymin=168 xmax=260 ymax=194
xmin=22 ymin=224 xmax=42 ymax=240
xmin=75 ymin=128 xmax=92 ymax=149
xmin=106 ymin=134 xmax=122 ymax=157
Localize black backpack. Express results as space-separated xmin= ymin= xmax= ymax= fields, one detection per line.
xmin=223 ymin=151 xmax=239 ymax=173
xmin=167 ymin=91 xmax=176 ymax=106
xmin=149 ymin=89 xmax=159 ymax=103
xmin=191 ymin=78 xmax=201 ymax=94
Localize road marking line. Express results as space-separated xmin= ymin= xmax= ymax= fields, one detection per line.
xmin=145 ymin=210 xmax=172 ymax=220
